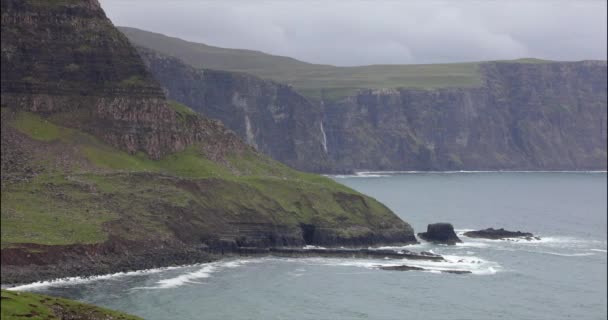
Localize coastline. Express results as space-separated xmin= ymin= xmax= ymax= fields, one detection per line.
xmin=1 ymin=245 xmax=437 ymax=288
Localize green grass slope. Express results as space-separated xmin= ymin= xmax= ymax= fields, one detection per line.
xmin=1 ymin=290 xmax=142 ymax=320
xmin=119 ymin=27 xmax=562 ymax=101
xmin=1 ymin=107 xmax=410 ymax=249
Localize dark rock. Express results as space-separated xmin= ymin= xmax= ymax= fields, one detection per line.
xmin=378 ymin=264 xmax=472 ymax=274
xmin=379 ymin=265 xmax=425 ymax=271
xmin=463 ymin=228 xmax=539 ymax=240
xmin=417 ymin=223 xmax=462 ymax=245
xmin=441 ymin=270 xmax=472 ymax=274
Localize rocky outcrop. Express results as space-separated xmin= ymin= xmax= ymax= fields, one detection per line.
xmin=417 ymin=223 xmax=462 ymax=245
xmin=1 ymin=0 xmax=249 ymax=161
xmin=464 ymin=228 xmax=539 ymax=240
xmin=135 ymin=47 xmax=332 ymax=172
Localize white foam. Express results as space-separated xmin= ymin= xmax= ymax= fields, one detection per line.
xmin=283 ymin=254 xmax=500 ymax=276
xmin=147 ymin=265 xmax=216 ymax=289
xmin=7 ymin=265 xmax=183 ymax=291
xmin=303 ymin=245 xmax=327 ymax=250
xmin=8 ymin=259 xmax=258 ymax=291
xmin=534 ymin=251 xmax=596 ymax=257
xmin=133 ymin=259 xmax=254 ymax=290
xmin=330 ymin=170 xmax=606 ymax=179
xmin=504 ymin=236 xmax=606 ymax=251
xmin=590 ymin=249 xmax=607 ymax=253
xmin=454 ymin=241 xmax=491 ymax=248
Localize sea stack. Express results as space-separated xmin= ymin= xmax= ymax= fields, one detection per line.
xmin=417 ymin=223 xmax=462 ymax=245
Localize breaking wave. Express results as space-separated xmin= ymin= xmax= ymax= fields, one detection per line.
xmin=7 ymin=265 xmax=184 ymax=291
xmin=132 ymin=260 xmax=255 ymax=290
xmin=274 ymin=255 xmax=500 ymax=276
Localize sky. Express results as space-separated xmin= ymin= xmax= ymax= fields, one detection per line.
xmin=100 ymin=0 xmax=607 ymax=66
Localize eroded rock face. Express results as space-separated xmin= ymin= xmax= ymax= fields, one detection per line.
xmin=463 ymin=228 xmax=539 ymax=240
xmin=0 ymin=0 xmax=249 ymax=160
xmin=124 ymin=28 xmax=607 ymax=173
xmin=324 ymin=61 xmax=607 ymax=172
xmin=135 ymin=47 xmax=332 ymax=172
xmin=417 ymin=223 xmax=462 ymax=245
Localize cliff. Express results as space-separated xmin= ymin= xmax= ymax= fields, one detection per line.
xmin=0 ymin=0 xmax=416 ymax=284
xmin=125 ymin=30 xmax=607 ymax=172
xmin=324 ymin=61 xmax=607 ymax=171
xmin=136 ymin=47 xmax=331 ymax=172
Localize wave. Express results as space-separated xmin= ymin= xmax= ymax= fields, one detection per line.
xmin=7 ymin=265 xmax=185 ymax=291
xmin=590 ymin=249 xmax=607 ymax=253
xmin=133 ymin=259 xmax=254 ymax=290
xmin=458 ymin=231 xmax=605 ymax=248
xmin=328 ymin=173 xmax=391 ymax=178
xmin=330 ymin=170 xmax=607 ymax=178
xmin=8 ymin=259 xmax=257 ymax=291
xmin=534 ymin=251 xmax=596 ymax=257
xmin=276 ymin=254 xmax=500 ymax=276
xmin=303 ymin=245 xmax=328 ymax=250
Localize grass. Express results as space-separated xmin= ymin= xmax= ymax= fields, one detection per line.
xmin=11 ymin=111 xmax=68 ymax=141
xmin=3 ymin=110 xmax=400 ymax=247
xmin=169 ymin=100 xmax=198 ymax=117
xmin=1 ymin=290 xmax=142 ymax=320
xmin=119 ymin=75 xmax=148 ymax=87
xmin=1 ymin=174 xmax=117 ymax=246
xmin=119 ymin=27 xmax=563 ymax=102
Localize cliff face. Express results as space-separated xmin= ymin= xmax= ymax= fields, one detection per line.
xmin=1 ymin=0 xmax=247 ymax=161
xmin=1 ymin=0 xmax=416 ymax=284
xmin=120 ymin=27 xmax=606 ymax=172
xmin=135 ymin=45 xmax=606 ymax=172
xmin=136 ymin=48 xmax=331 ymax=172
xmin=324 ymin=61 xmax=607 ymax=171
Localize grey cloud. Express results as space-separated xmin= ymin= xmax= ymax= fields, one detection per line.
xmin=99 ymin=0 xmax=607 ymax=66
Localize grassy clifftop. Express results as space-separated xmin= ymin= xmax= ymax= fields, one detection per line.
xmin=119 ymin=27 xmax=483 ymax=101
xmin=1 ymin=290 xmax=142 ymax=320
xmin=119 ymin=27 xmax=567 ymax=101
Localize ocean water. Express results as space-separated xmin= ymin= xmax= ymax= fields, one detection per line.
xmin=12 ymin=172 xmax=607 ymax=320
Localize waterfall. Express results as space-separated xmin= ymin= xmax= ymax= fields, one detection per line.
xmin=320 ymin=121 xmax=328 ymax=153
xmin=244 ymin=114 xmax=258 ymax=148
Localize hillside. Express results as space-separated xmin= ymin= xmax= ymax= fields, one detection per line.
xmin=0 ymin=0 xmax=416 ymax=285
xmin=1 ymin=290 xmax=142 ymax=320
xmin=119 ymin=26 xmax=485 ymax=101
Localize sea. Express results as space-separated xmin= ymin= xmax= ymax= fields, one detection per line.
xmin=9 ymin=172 xmax=607 ymax=320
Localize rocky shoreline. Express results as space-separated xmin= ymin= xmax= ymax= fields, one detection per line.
xmin=1 ymin=243 xmax=448 ymax=286
xmin=1 ymin=224 xmax=540 ymax=285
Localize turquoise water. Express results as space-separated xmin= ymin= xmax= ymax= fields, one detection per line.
xmin=14 ymin=172 xmax=607 ymax=319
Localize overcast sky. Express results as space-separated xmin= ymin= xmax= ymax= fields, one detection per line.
xmin=100 ymin=0 xmax=607 ymax=66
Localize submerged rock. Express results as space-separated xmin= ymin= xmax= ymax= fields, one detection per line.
xmin=463 ymin=228 xmax=540 ymax=240
xmin=379 ymin=265 xmax=425 ymax=271
xmin=440 ymin=270 xmax=472 ymax=274
xmin=417 ymin=223 xmax=462 ymax=245
xmin=378 ymin=265 xmax=472 ymax=274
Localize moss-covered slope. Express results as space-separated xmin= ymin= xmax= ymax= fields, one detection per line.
xmin=1 ymin=290 xmax=142 ymax=320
